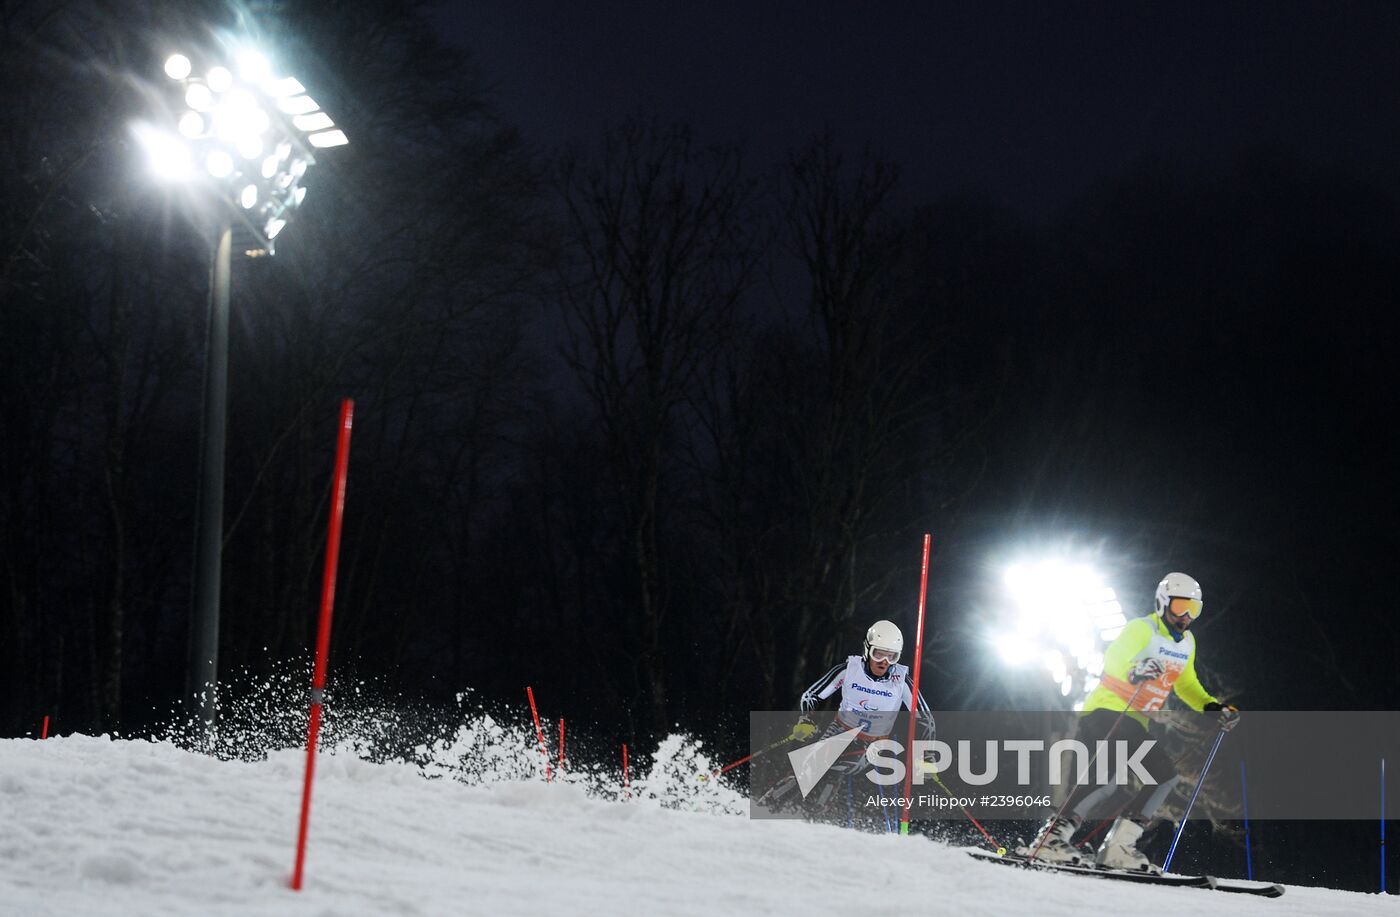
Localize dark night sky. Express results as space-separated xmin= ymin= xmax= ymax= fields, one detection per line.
xmin=427 ymin=2 xmax=1400 ymax=712
xmin=438 ymin=1 xmax=1400 ymax=219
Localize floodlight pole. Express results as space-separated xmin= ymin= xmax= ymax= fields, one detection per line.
xmin=187 ymin=220 xmax=232 ymax=742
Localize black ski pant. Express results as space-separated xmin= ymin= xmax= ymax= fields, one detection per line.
xmin=1059 ymin=708 xmax=1181 ymax=825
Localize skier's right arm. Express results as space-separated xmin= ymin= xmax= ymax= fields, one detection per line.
xmin=791 ymin=663 xmax=845 ymax=741
xmin=799 ymin=663 xmax=845 ymax=712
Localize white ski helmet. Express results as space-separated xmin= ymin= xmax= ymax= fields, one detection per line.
xmin=1154 ymin=572 xmax=1203 ymax=618
xmin=863 ymin=619 xmax=903 ymax=663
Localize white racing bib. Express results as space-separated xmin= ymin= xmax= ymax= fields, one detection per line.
xmin=830 ymin=655 xmax=908 ymax=736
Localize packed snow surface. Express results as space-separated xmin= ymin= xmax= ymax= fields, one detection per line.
xmin=1 ymin=733 xmax=1393 ymax=916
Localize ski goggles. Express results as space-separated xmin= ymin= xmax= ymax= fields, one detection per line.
xmin=868 ymin=647 xmax=900 ymax=664
xmin=1168 ymin=596 xmax=1203 ymax=619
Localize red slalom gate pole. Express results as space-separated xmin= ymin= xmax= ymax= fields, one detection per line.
xmin=526 ymin=687 xmax=551 ymax=781
xmin=291 ymin=399 xmax=355 ymax=892
xmin=40 ymin=716 xmax=49 ymax=740
xmin=708 ymin=734 xmax=795 ymax=779
xmin=558 ymin=718 xmax=565 ymax=771
xmin=622 ymin=744 xmax=630 ymax=799
xmin=900 ymin=533 xmax=932 ymax=837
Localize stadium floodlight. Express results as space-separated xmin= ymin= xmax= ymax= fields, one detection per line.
xmin=989 ymin=559 xmax=1127 ymax=706
xmin=135 ymin=40 xmax=350 ymax=742
xmin=137 ymin=44 xmax=347 ymax=253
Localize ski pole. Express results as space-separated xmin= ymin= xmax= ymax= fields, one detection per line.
xmin=927 ymin=770 xmax=1007 ymax=853
xmin=1241 ymin=760 xmax=1253 ymax=881
xmin=1029 ymin=681 xmax=1146 ymax=862
xmin=1162 ymin=726 xmax=1228 ymax=873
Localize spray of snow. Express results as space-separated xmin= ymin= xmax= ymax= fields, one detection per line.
xmin=143 ymin=662 xmax=747 ymax=812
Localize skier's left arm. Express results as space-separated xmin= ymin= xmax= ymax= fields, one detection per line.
xmin=902 ymin=684 xmax=936 ymax=741
xmin=1172 ymin=650 xmax=1218 ymax=712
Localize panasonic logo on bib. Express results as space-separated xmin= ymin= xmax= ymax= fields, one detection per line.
xmin=1160 ymin=649 xmax=1188 ymax=661
xmin=851 ymin=683 xmax=894 ymax=698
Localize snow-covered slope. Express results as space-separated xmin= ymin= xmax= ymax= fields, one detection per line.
xmin=0 ymin=734 xmax=1391 ymax=916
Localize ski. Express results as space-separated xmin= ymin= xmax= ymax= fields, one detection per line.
xmin=967 ymin=849 xmax=1212 ymax=888
xmin=1209 ymin=879 xmax=1286 ymax=898
xmin=966 ymin=849 xmax=1285 ymax=897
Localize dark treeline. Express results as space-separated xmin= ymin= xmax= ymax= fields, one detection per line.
xmin=3 ymin=0 xmax=1398 ymax=762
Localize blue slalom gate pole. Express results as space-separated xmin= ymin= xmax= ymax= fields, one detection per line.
xmin=1240 ymin=760 xmax=1254 ymax=880
xmin=1164 ymin=728 xmax=1228 ymax=873
xmin=846 ymin=774 xmax=854 ymax=830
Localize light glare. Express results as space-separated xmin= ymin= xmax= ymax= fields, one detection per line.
xmin=236 ymin=135 xmax=263 ymax=160
xmin=164 ymin=54 xmax=192 ymax=80
xmin=261 ymin=155 xmax=279 ymax=179
xmin=235 ymin=49 xmax=271 ymax=83
xmin=277 ymin=95 xmax=320 ymax=115
xmin=993 ymin=557 xmax=1124 ymax=703
xmin=293 ymin=112 xmax=334 ymax=132
xmin=265 ymin=77 xmax=306 ymax=98
xmin=132 ymin=124 xmax=193 ymax=181
xmin=177 ymin=111 xmax=205 ymax=139
xmin=240 ymin=184 xmax=258 ymax=209
xmin=207 ymin=67 xmax=233 ymax=93
xmin=185 ymin=84 xmax=214 ymax=112
xmin=205 ymin=150 xmax=234 ymax=178
xmin=307 ymin=129 xmax=348 ymax=148
xmin=265 ymin=218 xmax=286 ymax=239
xmin=213 ymin=91 xmax=268 ymax=143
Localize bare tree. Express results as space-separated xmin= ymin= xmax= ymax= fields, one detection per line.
xmin=557 ymin=119 xmax=761 ymax=730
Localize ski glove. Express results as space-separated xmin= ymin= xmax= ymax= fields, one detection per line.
xmin=790 ymin=719 xmax=818 ymax=742
xmin=1128 ymin=658 xmax=1165 ymax=684
xmin=1204 ymin=702 xmax=1241 ymax=731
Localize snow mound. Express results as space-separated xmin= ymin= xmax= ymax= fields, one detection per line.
xmin=0 ymin=734 xmax=1392 ymax=915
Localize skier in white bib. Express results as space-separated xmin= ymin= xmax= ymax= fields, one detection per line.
xmin=793 ymin=619 xmax=935 ymax=744
xmin=761 ymin=620 xmax=935 ymax=813
xmin=1025 ymin=572 xmax=1240 ymax=873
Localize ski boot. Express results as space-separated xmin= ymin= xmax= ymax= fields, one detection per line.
xmin=1020 ymin=815 xmax=1083 ymax=864
xmin=1095 ymin=817 xmax=1160 ymax=874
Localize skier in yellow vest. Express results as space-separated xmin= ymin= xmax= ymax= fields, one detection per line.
xmin=1025 ymin=572 xmax=1240 ymax=873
